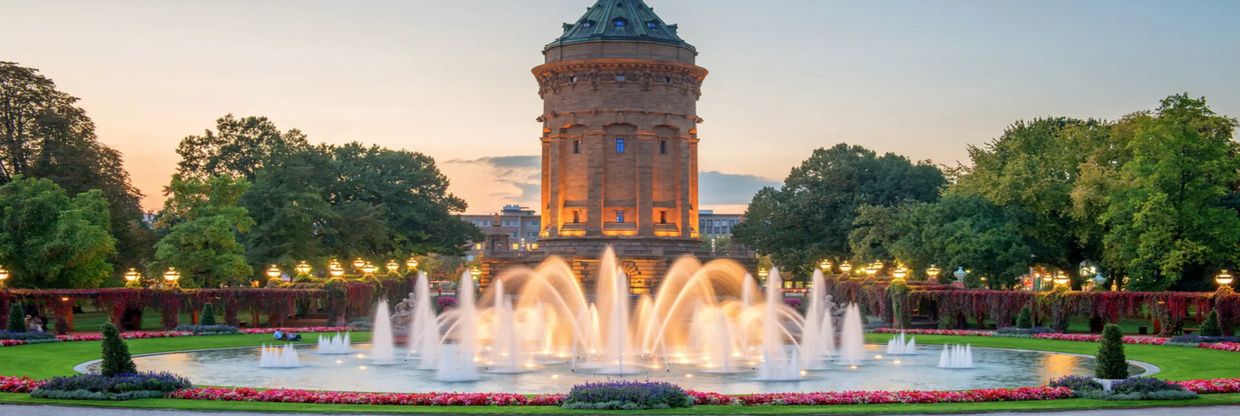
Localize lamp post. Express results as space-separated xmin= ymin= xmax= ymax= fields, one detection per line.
xmin=892 ymin=266 xmax=908 ymax=280
xmin=329 ymin=265 xmax=345 ymax=278
xmin=819 ymin=259 xmax=832 ymax=274
xmin=361 ymin=262 xmax=377 ymax=277
xmin=266 ymin=265 xmax=282 ymax=281
xmin=757 ymin=267 xmax=769 ymax=286
xmin=1053 ymin=271 xmax=1070 ymax=288
xmin=294 ymin=261 xmax=312 ymax=277
xmin=352 ymin=258 xmax=366 ymax=270
xmin=952 ymin=267 xmax=967 ymax=282
xmin=385 ymin=260 xmax=400 ymax=275
xmin=0 ymin=265 xmax=8 ymax=289
xmin=926 ymin=265 xmax=941 ymax=282
xmin=406 ymin=257 xmax=419 ymax=273
xmin=839 ymin=261 xmax=853 ymax=275
xmin=470 ymin=265 xmax=482 ymax=282
xmin=123 ymin=268 xmax=141 ymax=288
xmin=1217 ymin=269 xmax=1235 ymax=287
xmin=163 ymin=267 xmax=181 ymax=288
xmin=864 ymin=263 xmax=879 ymax=278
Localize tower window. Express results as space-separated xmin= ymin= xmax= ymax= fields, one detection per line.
xmin=614 ymin=18 xmax=626 ymax=28
xmin=573 ymin=140 xmax=580 ymax=154
xmin=615 ymin=73 xmax=626 ymax=82
xmin=659 ymin=210 xmax=668 ymax=224
xmin=572 ymin=211 xmax=580 ymax=224
xmin=615 ymin=138 xmax=626 ymax=153
xmin=616 ymin=210 xmax=625 ymax=223
xmin=659 ymin=139 xmax=667 ymax=154
xmin=647 ymin=21 xmax=658 ymax=29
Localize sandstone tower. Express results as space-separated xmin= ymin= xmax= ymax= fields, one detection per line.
xmin=534 ymin=0 xmax=706 ymax=260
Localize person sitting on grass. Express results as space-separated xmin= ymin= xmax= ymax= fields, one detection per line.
xmin=285 ymin=332 xmax=302 ymax=341
xmin=273 ymin=329 xmax=284 ymax=340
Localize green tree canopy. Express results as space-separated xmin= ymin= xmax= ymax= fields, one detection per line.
xmin=176 ymin=114 xmax=309 ymax=181
xmin=733 ymin=143 xmax=945 ymax=274
xmin=1097 ymin=94 xmax=1240 ymax=290
xmin=0 ymin=62 xmax=151 ymax=271
xmin=0 ymin=177 xmax=115 ymax=288
xmin=152 ymin=175 xmax=254 ymax=288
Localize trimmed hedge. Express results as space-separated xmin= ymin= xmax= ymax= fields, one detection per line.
xmin=563 ymin=381 xmax=692 ymax=410
xmin=33 ymin=372 xmax=191 ymax=401
xmin=0 ymin=330 xmax=55 ymax=341
xmin=172 ymin=324 xmax=239 ymax=335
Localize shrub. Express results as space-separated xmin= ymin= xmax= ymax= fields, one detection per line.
xmin=0 ymin=330 xmax=55 ymax=341
xmin=200 ymin=303 xmax=217 ymax=326
xmin=1016 ymin=306 xmax=1033 ymax=329
xmin=100 ymin=323 xmax=137 ymax=377
xmin=6 ymin=303 xmax=25 ymax=332
xmin=563 ymin=381 xmax=692 ymax=410
xmin=1200 ymin=310 xmax=1222 ymax=337
xmin=1095 ymin=324 xmax=1128 ymax=379
xmin=1048 ymin=375 xmax=1102 ymax=396
xmin=173 ymin=324 xmax=239 ymax=335
xmin=33 ymin=372 xmax=191 ymax=400
xmin=1081 ymin=377 xmax=1199 ymax=401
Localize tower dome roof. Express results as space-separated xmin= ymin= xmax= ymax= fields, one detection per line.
xmin=547 ymin=0 xmax=693 ymax=52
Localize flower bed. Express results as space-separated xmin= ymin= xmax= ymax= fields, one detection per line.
xmin=170 ymin=387 xmax=564 ymax=406
xmin=0 ymin=376 xmax=44 ymax=393
xmin=1200 ymin=342 xmax=1240 ymax=352
xmin=1176 ymin=378 xmax=1240 ymax=394
xmin=872 ymin=328 xmax=996 ymax=336
xmin=57 ymin=331 xmax=193 ymax=342
xmin=240 ymin=326 xmax=351 ymax=335
xmin=690 ymin=386 xmax=1073 ymax=405
xmin=0 ymin=327 xmax=355 ymax=348
xmin=1032 ymin=333 xmax=1168 ymax=345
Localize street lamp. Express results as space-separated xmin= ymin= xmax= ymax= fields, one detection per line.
xmin=352 ymin=258 xmax=366 ymax=270
xmin=926 ymin=265 xmax=941 ymax=281
xmin=1053 ymin=271 xmax=1070 ymax=287
xmin=819 ymin=259 xmax=832 ymax=273
xmin=839 ymin=261 xmax=853 ymax=275
xmin=266 ymin=265 xmax=282 ymax=280
xmin=294 ymin=261 xmax=312 ymax=276
xmin=328 ymin=259 xmax=342 ymax=271
xmin=361 ymin=262 xmax=377 ymax=276
xmin=385 ymin=260 xmax=400 ymax=274
xmin=406 ymin=257 xmax=419 ymax=272
xmin=470 ymin=265 xmax=482 ymax=281
xmin=0 ymin=265 xmax=9 ymax=288
xmin=1217 ymin=269 xmax=1235 ymax=287
xmin=892 ymin=266 xmax=908 ymax=280
xmin=163 ymin=267 xmax=181 ymax=288
xmin=329 ymin=266 xmax=345 ymax=278
xmin=864 ymin=263 xmax=879 ymax=278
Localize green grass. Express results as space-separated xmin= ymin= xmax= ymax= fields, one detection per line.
xmin=1 ymin=332 xmax=1238 ymax=414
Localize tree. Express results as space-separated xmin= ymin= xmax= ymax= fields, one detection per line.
xmin=733 ymin=144 xmax=945 ymax=273
xmin=1098 ymin=95 xmax=1240 ymax=290
xmin=1199 ymin=309 xmax=1222 ymax=337
xmin=6 ymin=303 xmax=24 ymax=332
xmin=1015 ymin=306 xmax=1033 ymax=329
xmin=0 ymin=177 xmax=115 ymax=288
xmin=99 ymin=322 xmax=137 ymax=376
xmin=152 ymin=175 xmax=254 ymax=288
xmin=0 ymin=62 xmax=151 ymax=270
xmin=239 ymin=145 xmax=338 ymax=267
xmin=953 ymin=118 xmax=1111 ymax=280
xmin=1095 ymin=324 xmax=1128 ymax=379
xmin=200 ymin=303 xmax=217 ymax=326
xmin=176 ymin=114 xmax=309 ymax=181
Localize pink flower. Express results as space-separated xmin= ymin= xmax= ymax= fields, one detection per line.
xmin=1200 ymin=342 xmax=1240 ymax=352
xmin=873 ymin=328 xmax=996 ymax=336
xmin=0 ymin=376 xmax=44 ymax=393
xmin=1032 ymin=333 xmax=1166 ymax=345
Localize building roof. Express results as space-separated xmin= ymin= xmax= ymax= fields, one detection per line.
xmin=547 ymin=0 xmax=694 ymax=51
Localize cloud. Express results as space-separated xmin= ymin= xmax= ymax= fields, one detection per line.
xmin=699 ymin=170 xmax=781 ymax=205
xmin=448 ymin=155 xmax=541 ymax=205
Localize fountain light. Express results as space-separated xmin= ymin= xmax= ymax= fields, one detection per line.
xmin=1217 ymin=269 xmax=1235 ymax=286
xmin=163 ymin=267 xmax=181 ymax=287
xmin=685 ymin=373 xmax=694 ymax=378
xmin=849 ymin=365 xmax=858 ymax=370
xmin=893 ymin=360 xmax=902 ymax=364
xmin=294 ymin=261 xmax=312 ymax=276
xmin=406 ymin=257 xmax=419 ymax=272
xmin=358 ymin=365 xmax=367 ymax=370
xmin=385 ymin=259 xmax=400 ymax=274
xmin=551 ymin=374 xmax=559 ymax=380
xmin=352 ymin=258 xmax=366 ymax=269
xmin=819 ymin=259 xmax=832 ymax=272
xmin=874 ymin=354 xmax=883 ymax=359
xmin=266 ymin=265 xmax=281 ymax=279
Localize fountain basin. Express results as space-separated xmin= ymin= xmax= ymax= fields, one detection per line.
xmin=111 ymin=343 xmax=1151 ymax=394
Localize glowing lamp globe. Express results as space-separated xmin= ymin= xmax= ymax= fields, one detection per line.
xmin=1217 ymin=269 xmax=1235 ymax=286
xmin=406 ymin=257 xmax=419 ymax=271
xmin=926 ymin=265 xmax=941 ymax=280
xmin=352 ymin=258 xmax=366 ymax=269
xmin=839 ymin=261 xmax=853 ymax=274
xmin=294 ymin=261 xmax=312 ymax=276
xmin=892 ymin=267 xmax=908 ymax=280
xmin=385 ymin=260 xmax=400 ymax=274
xmin=124 ymin=268 xmax=140 ymax=282
xmin=361 ymin=262 xmax=377 ymax=276
xmin=819 ymin=259 xmax=832 ymax=272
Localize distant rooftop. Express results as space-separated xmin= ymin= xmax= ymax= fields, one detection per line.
xmin=547 ymin=0 xmax=694 ymax=52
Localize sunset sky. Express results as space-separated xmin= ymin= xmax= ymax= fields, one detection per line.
xmin=5 ymin=0 xmax=1239 ymax=214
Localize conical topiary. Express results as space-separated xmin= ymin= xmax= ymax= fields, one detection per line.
xmin=1095 ymin=324 xmax=1128 ymax=379
xmin=100 ymin=322 xmax=137 ymax=376
xmin=201 ymin=303 xmax=217 ymax=326
xmin=1200 ymin=309 xmax=1222 ymax=337
xmin=1016 ymin=306 xmax=1033 ymax=329
xmin=7 ymin=303 xmax=26 ymax=332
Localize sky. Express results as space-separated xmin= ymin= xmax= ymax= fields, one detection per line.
xmin=4 ymin=0 xmax=1239 ymax=214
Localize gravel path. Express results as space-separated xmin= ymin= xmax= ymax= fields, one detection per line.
xmin=3 ymin=403 xmax=1240 ymax=416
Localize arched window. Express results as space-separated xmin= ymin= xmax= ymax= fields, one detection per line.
xmin=613 ymin=18 xmax=627 ymax=28
xmin=615 ymin=138 xmax=626 ymax=153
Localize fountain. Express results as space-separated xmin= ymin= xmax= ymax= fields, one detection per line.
xmin=837 ymin=303 xmax=866 ymax=365
xmin=316 ymin=332 xmax=352 ymax=355
xmin=801 ymin=270 xmax=835 ymax=369
xmin=370 ymin=300 xmax=396 ymax=365
xmin=938 ymin=344 xmax=974 ymax=368
xmin=259 ymin=343 xmax=300 ymax=368
xmin=408 ymin=272 xmax=441 ymax=369
xmin=486 ymin=278 xmax=530 ymax=373
xmin=436 ymin=270 xmax=480 ymax=382
xmin=885 ymin=332 xmax=917 ymax=355
xmin=756 ymin=267 xmax=801 ymax=380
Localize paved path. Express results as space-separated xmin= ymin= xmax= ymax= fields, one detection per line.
xmin=4 ymin=403 xmax=1240 ymax=415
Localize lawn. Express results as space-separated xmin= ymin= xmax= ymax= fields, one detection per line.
xmin=0 ymin=332 xmax=1238 ymax=414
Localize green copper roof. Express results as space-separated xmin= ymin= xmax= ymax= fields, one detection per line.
xmin=547 ymin=0 xmax=694 ymax=51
